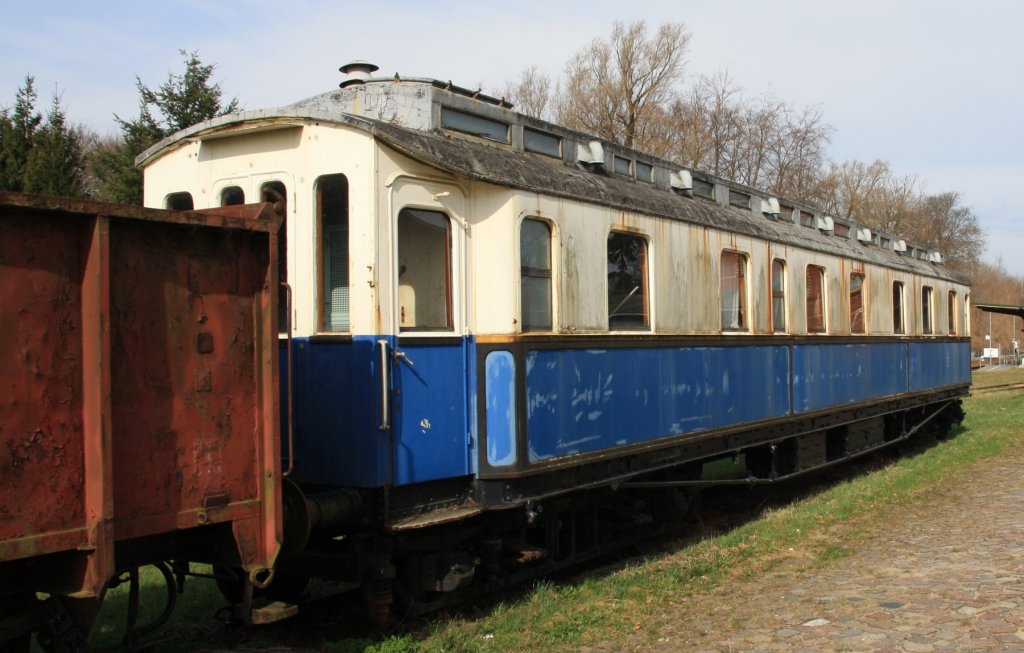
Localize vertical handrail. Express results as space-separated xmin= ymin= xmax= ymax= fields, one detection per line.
xmin=378 ymin=339 xmax=391 ymax=431
xmin=282 ymin=283 xmax=295 ymax=477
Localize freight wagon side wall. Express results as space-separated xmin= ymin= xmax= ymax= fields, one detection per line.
xmin=0 ymin=209 xmax=92 ymax=566
xmin=0 ymin=195 xmax=281 ymax=598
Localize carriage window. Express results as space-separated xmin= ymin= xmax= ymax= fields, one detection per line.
xmin=720 ymin=251 xmax=748 ymax=332
xmin=608 ymin=232 xmax=649 ymax=330
xmin=166 ymin=192 xmax=194 ymax=210
xmin=613 ymin=156 xmax=633 ymax=176
xmin=771 ymin=258 xmax=786 ymax=333
xmin=893 ymin=281 xmax=905 ymax=334
xmin=635 ymin=161 xmax=653 ymax=182
xmin=318 ymin=174 xmax=349 ymax=332
xmin=948 ymin=290 xmax=957 ymax=335
xmin=964 ymin=293 xmax=971 ymax=335
xmin=261 ymin=181 xmax=288 ymax=332
xmin=693 ymin=178 xmax=714 ymax=200
xmin=729 ymin=189 xmax=750 ymax=209
xmin=850 ymin=273 xmax=866 ymax=334
xmin=398 ymin=208 xmax=452 ymax=331
xmin=523 ymin=128 xmax=561 ymax=157
xmin=440 ymin=107 xmax=508 ymax=142
xmin=922 ymin=286 xmax=934 ymax=334
xmin=520 ymin=218 xmax=552 ymax=332
xmin=799 ymin=210 xmax=815 ymax=228
xmin=806 ymin=265 xmax=827 ymax=333
xmin=221 ymin=186 xmax=244 ymax=206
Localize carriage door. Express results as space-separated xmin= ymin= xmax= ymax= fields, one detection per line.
xmin=389 ymin=183 xmax=470 ymax=485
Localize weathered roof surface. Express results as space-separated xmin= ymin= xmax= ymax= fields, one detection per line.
xmin=365 ymin=120 xmax=968 ymax=284
xmin=139 ymin=101 xmax=967 ymax=285
xmin=974 ymin=302 xmax=1024 ymax=319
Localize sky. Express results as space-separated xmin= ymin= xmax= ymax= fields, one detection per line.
xmin=3 ymin=0 xmax=1021 ymax=274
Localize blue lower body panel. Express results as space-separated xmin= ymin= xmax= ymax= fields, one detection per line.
xmin=392 ymin=339 xmax=473 ymax=484
xmin=285 ymin=335 xmax=473 ymax=488
xmin=792 ymin=342 xmax=908 ymax=413
xmin=286 ymin=336 xmax=386 ymax=487
xmin=910 ymin=340 xmax=972 ymax=391
xmin=523 ymin=346 xmax=791 ymax=462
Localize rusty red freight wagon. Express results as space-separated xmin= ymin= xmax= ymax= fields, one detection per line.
xmin=0 ymin=192 xmax=283 ymax=648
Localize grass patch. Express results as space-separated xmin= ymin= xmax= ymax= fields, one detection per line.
xmin=970 ymin=365 xmax=1024 ymax=388
xmin=85 ymin=565 xmax=226 ymax=652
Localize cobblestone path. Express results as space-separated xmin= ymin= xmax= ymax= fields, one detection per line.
xmin=589 ymin=450 xmax=1024 ymax=652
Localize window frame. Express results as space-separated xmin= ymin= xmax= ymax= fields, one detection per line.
xmin=396 ymin=206 xmax=455 ymax=333
xmin=720 ymin=250 xmax=750 ymax=333
xmin=805 ymin=265 xmax=827 ymax=334
xmin=523 ymin=127 xmax=561 ymax=157
xmin=948 ymin=290 xmax=958 ymax=335
xmin=316 ymin=173 xmax=350 ymax=333
xmin=220 ymin=185 xmax=245 ymax=206
xmin=439 ymin=107 xmax=509 ymax=142
xmin=771 ymin=258 xmax=787 ymax=334
xmin=892 ymin=281 xmax=906 ymax=335
xmin=607 ymin=230 xmax=651 ymax=331
xmin=635 ymin=161 xmax=654 ymax=183
xmin=849 ymin=272 xmax=866 ymax=335
xmin=922 ymin=285 xmax=934 ymax=335
xmin=165 ymin=192 xmax=194 ymax=210
xmin=519 ymin=217 xmax=554 ymax=332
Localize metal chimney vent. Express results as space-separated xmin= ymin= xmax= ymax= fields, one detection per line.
xmin=339 ymin=61 xmax=379 ymax=88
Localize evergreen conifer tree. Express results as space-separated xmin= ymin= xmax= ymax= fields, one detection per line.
xmin=0 ymin=76 xmax=42 ymax=192
xmin=23 ymin=93 xmax=85 ymax=197
xmin=93 ymin=50 xmax=239 ymax=204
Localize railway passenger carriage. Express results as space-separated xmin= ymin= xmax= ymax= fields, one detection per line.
xmin=137 ymin=62 xmax=970 ymax=612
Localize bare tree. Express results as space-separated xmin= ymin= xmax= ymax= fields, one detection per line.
xmin=670 ymin=70 xmax=742 ymax=177
xmin=967 ymin=259 xmax=1024 ymax=353
xmin=554 ymin=21 xmax=690 ymax=153
xmin=670 ymin=71 xmax=831 ymax=197
xmin=500 ymin=21 xmax=988 ymax=274
xmin=765 ymin=104 xmax=832 ymax=200
xmin=912 ymin=192 xmax=985 ymax=269
xmin=502 ymin=65 xmax=554 ymax=120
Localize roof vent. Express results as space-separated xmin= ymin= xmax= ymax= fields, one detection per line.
xmin=577 ymin=141 xmax=605 ymax=169
xmin=856 ymin=227 xmax=872 ymax=243
xmin=339 ymin=61 xmax=379 ymax=88
xmin=670 ymin=170 xmax=694 ymax=197
xmin=816 ymin=215 xmax=834 ymax=234
xmin=894 ymin=239 xmax=908 ymax=253
xmin=929 ymin=251 xmax=943 ymax=264
xmin=762 ymin=197 xmax=781 ymax=219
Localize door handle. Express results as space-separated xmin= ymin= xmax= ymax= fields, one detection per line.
xmin=378 ymin=339 xmax=390 ymax=431
xmin=394 ymin=350 xmax=415 ymax=367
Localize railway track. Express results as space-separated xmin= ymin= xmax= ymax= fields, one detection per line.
xmin=972 ymin=382 xmax=1024 ymax=396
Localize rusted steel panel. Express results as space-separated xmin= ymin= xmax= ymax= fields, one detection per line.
xmin=0 ymin=209 xmax=90 ymax=552
xmin=0 ymin=192 xmax=281 ymax=598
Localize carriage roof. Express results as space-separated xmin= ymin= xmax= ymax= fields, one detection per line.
xmin=138 ymin=74 xmax=968 ymax=285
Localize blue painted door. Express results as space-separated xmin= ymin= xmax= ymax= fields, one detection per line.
xmin=389 ymin=204 xmax=471 ymax=485
xmin=391 ymin=340 xmax=471 ymax=484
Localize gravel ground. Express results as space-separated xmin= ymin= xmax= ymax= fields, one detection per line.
xmin=585 ymin=448 xmax=1024 ymax=652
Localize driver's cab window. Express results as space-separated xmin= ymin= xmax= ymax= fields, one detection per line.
xmin=398 ymin=208 xmax=452 ymax=331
